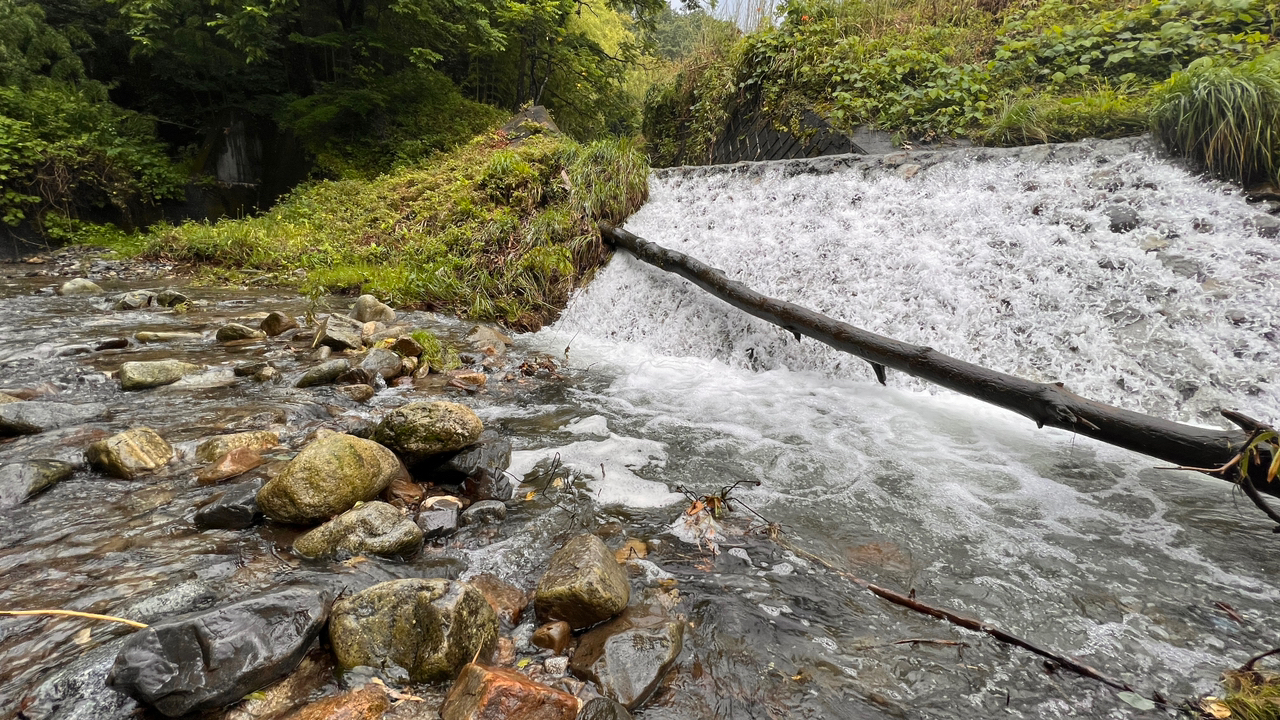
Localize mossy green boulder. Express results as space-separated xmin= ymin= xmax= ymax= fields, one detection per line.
xmin=372 ymin=401 xmax=483 ymax=463
xmin=256 ymin=434 xmax=406 ymax=524
xmin=535 ymin=534 xmax=631 ymax=630
xmin=119 ymin=360 xmax=201 ymax=391
xmin=329 ymin=578 xmax=497 ymax=683
xmin=293 ymin=501 xmax=423 ymax=559
xmin=86 ymin=428 xmax=174 ymax=479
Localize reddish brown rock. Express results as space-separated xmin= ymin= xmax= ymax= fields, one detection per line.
xmin=468 ymin=574 xmax=528 ymax=626
xmin=531 ymin=622 xmax=571 ymax=655
xmin=279 ymin=684 xmax=389 ymax=720
xmin=385 ymin=474 xmax=425 ymax=505
xmin=197 ymin=447 xmax=263 ymax=484
xmin=441 ymin=664 xmax=578 ymax=720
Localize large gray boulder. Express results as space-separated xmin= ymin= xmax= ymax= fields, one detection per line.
xmin=86 ymin=428 xmax=174 ymax=480
xmin=0 ymin=459 xmax=74 ymax=509
xmin=57 ymin=278 xmax=102 ymax=296
xmin=569 ymin=603 xmax=684 ymax=710
xmin=256 ymin=434 xmax=406 ymax=524
xmin=119 ymin=360 xmax=201 ymax=391
xmin=535 ymin=534 xmax=630 ymax=630
xmin=106 ymin=587 xmax=329 ymax=717
xmin=352 ymin=295 xmax=396 ymax=323
xmin=0 ymin=401 xmax=107 ymax=435
xmin=329 ymin=578 xmax=497 ymax=683
xmin=372 ymin=401 xmax=483 ymax=463
xmin=293 ymin=501 xmax=423 ymax=559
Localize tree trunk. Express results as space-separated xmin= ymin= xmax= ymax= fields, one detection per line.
xmin=599 ymin=223 xmax=1273 ymax=494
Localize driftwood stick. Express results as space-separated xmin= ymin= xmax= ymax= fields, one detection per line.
xmin=0 ymin=609 xmax=148 ymax=629
xmin=600 ymin=223 xmax=1270 ymax=495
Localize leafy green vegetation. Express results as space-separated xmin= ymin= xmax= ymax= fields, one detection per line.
xmin=644 ymin=0 xmax=1280 ymax=167
xmin=124 ymin=126 xmax=648 ymax=330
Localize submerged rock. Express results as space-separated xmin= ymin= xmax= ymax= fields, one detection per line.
xmin=260 ymin=311 xmax=298 ymax=337
xmin=427 ymin=431 xmax=513 ymax=502
xmin=195 ymin=430 xmax=279 ymax=463
xmin=0 ymin=459 xmax=74 ymax=509
xmin=119 ymin=359 xmax=201 ymax=390
xmin=0 ymin=401 xmax=107 ymax=435
xmin=461 ymin=499 xmax=506 ymax=525
xmin=1106 ymin=205 xmax=1140 ymax=233
xmin=293 ymin=501 xmax=423 ymax=559
xmin=335 ymin=384 xmax=376 ymax=403
xmin=296 ymin=358 xmax=350 ymax=388
xmin=329 ymin=578 xmax=497 ymax=683
xmin=468 ymin=574 xmax=529 ymax=626
xmin=535 ymin=534 xmax=630 ymax=630
xmin=569 ymin=604 xmax=684 ymax=710
xmin=86 ymin=428 xmax=173 ymax=479
xmin=440 ymin=663 xmax=578 ymax=720
xmin=578 ymin=697 xmax=633 ymax=720
xmin=278 ymin=684 xmax=388 ymax=720
xmin=20 ymin=638 xmax=138 ymax=720
xmin=193 ymin=480 xmax=263 ymax=530
xmin=257 ymin=433 xmax=406 ymax=524
xmin=106 ymin=587 xmax=329 ymax=717
xmin=196 ymin=446 xmax=263 ymax=484
xmin=353 ymin=294 xmax=396 ymax=323
xmin=134 ymin=331 xmax=203 ymax=343
xmin=373 ymin=401 xmax=484 ymax=463
xmin=57 ymin=278 xmax=102 ymax=296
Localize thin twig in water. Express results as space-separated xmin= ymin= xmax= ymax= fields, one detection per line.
xmin=0 ymin=610 xmax=148 ymax=629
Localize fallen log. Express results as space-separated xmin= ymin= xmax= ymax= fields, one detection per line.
xmin=599 ymin=222 xmax=1277 ymax=501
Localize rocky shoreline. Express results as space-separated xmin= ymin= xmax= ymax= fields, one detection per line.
xmin=1 ymin=251 xmax=685 ymax=720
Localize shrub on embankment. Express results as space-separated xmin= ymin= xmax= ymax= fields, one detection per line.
xmin=644 ymin=0 xmax=1280 ymax=184
xmin=131 ymin=126 xmax=649 ymax=330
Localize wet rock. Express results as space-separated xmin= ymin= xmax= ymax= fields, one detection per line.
xmin=467 ymin=325 xmax=512 ymax=356
xmin=86 ymin=428 xmax=173 ymax=479
xmin=134 ymin=331 xmax=203 ymax=343
xmin=310 ymin=345 xmax=332 ymax=361
xmin=430 ymin=431 xmax=512 ymax=487
xmin=94 ymin=337 xmax=130 ymax=351
xmin=329 ymin=578 xmax=498 ymax=683
xmin=417 ymin=505 xmax=460 ymax=539
xmin=535 ymin=535 xmax=630 ymax=630
xmin=373 ymin=401 xmax=484 ymax=463
xmin=153 ymin=289 xmax=189 ymax=308
xmin=257 ymin=433 xmax=407 ymax=524
xmin=106 ymin=587 xmax=329 ymax=717
xmin=1106 ymin=205 xmax=1140 ymax=233
xmin=293 ymin=501 xmax=423 ymax=559
xmin=0 ymin=401 xmax=106 ymax=435
xmin=195 ymin=430 xmax=279 ymax=463
xmin=196 ymin=446 xmax=264 ymax=484
xmin=1252 ymin=214 xmax=1280 ymax=238
xmin=57 ymin=278 xmax=102 ymax=296
xmin=0 ymin=459 xmax=74 ymax=509
xmin=360 ymin=347 xmax=403 ymax=380
xmin=335 ymin=367 xmax=376 ymax=386
xmin=461 ymin=499 xmax=506 ymax=525
xmin=391 ymin=336 xmax=423 ymax=357
xmin=450 ymin=370 xmax=488 ymax=388
xmin=234 ymin=361 xmax=269 ymax=377
xmin=317 ymin=314 xmax=363 ymax=351
xmin=463 ymin=463 xmax=512 ymax=502
xmin=353 ymin=294 xmax=396 ymax=323
xmin=255 ymin=366 xmax=280 ymax=383
xmin=216 ymin=323 xmax=267 ymax=342
xmin=336 ymin=384 xmax=376 ymax=403
xmin=193 ymin=479 xmax=263 ymax=530
xmin=400 ymin=355 xmax=418 ymax=377
xmin=114 ymin=290 xmax=155 ymax=310
xmin=469 ymin=574 xmax=529 ymax=626
xmin=296 ymin=358 xmax=350 ymax=388
xmin=279 ymin=684 xmax=389 ymax=720
xmin=222 ymin=650 xmax=332 ymax=720
xmin=20 ymin=638 xmax=138 ymax=720
xmin=569 ymin=605 xmax=684 ymax=710
xmin=440 ymin=663 xmax=579 ymax=720
xmin=260 ymin=311 xmax=299 ymax=337
xmin=578 ymin=697 xmax=633 ymax=720
xmin=531 ymin=622 xmax=572 ymax=655
xmin=119 ymin=359 xmax=201 ymax=390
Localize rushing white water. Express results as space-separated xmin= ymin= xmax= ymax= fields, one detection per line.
xmin=516 ymin=138 xmax=1280 ymax=718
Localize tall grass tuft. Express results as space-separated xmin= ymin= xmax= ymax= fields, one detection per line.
xmin=567 ymin=136 xmax=650 ymax=225
xmin=983 ymin=86 xmax=1151 ymax=146
xmin=1151 ymin=54 xmax=1280 ymax=187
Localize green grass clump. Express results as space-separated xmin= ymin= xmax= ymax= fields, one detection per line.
xmin=984 ymin=85 xmax=1152 ymax=146
xmin=136 ymin=127 xmax=649 ymax=330
xmin=1151 ymin=53 xmax=1280 ymax=187
xmin=408 ymin=329 xmax=461 ymax=373
xmin=1216 ymin=667 xmax=1280 ymax=720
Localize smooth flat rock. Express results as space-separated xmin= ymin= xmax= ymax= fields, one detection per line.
xmin=256 ymin=434 xmax=407 ymax=524
xmin=569 ymin=604 xmax=684 ymax=710
xmin=216 ymin=323 xmax=267 ymax=342
xmin=296 ymin=359 xmax=350 ymax=388
xmin=578 ymin=697 xmax=633 ymax=720
xmin=316 ymin=315 xmax=363 ymax=351
xmin=0 ymin=401 xmax=107 ymax=435
xmin=278 ymin=684 xmax=388 ymax=720
xmin=196 ymin=446 xmax=263 ymax=484
xmin=335 ymin=384 xmax=376 ymax=403
xmin=195 ymin=431 xmax=278 ymax=463
xmin=535 ymin=534 xmax=630 ymax=630
xmin=0 ymin=459 xmax=74 ymax=509
xmin=440 ymin=663 xmax=578 ymax=720
xmin=417 ymin=506 xmax=459 ymax=539
xmin=134 ymin=331 xmax=203 ymax=343
xmin=329 ymin=578 xmax=497 ymax=683
xmin=531 ymin=621 xmax=571 ymax=655
xmin=372 ymin=401 xmax=484 ymax=463
xmin=193 ymin=480 xmax=263 ymax=530
xmin=293 ymin=501 xmax=423 ymax=559
xmin=86 ymin=428 xmax=173 ymax=480
xmin=119 ymin=360 xmax=201 ymax=391
xmin=107 ymin=587 xmax=329 ymax=717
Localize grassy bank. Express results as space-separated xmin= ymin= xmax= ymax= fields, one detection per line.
xmin=114 ymin=123 xmax=648 ymax=330
xmin=644 ymin=0 xmax=1280 ymax=183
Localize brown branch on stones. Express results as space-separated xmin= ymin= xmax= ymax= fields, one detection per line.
xmin=0 ymin=609 xmax=148 ymax=629
xmin=600 ymin=223 xmax=1276 ymax=506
